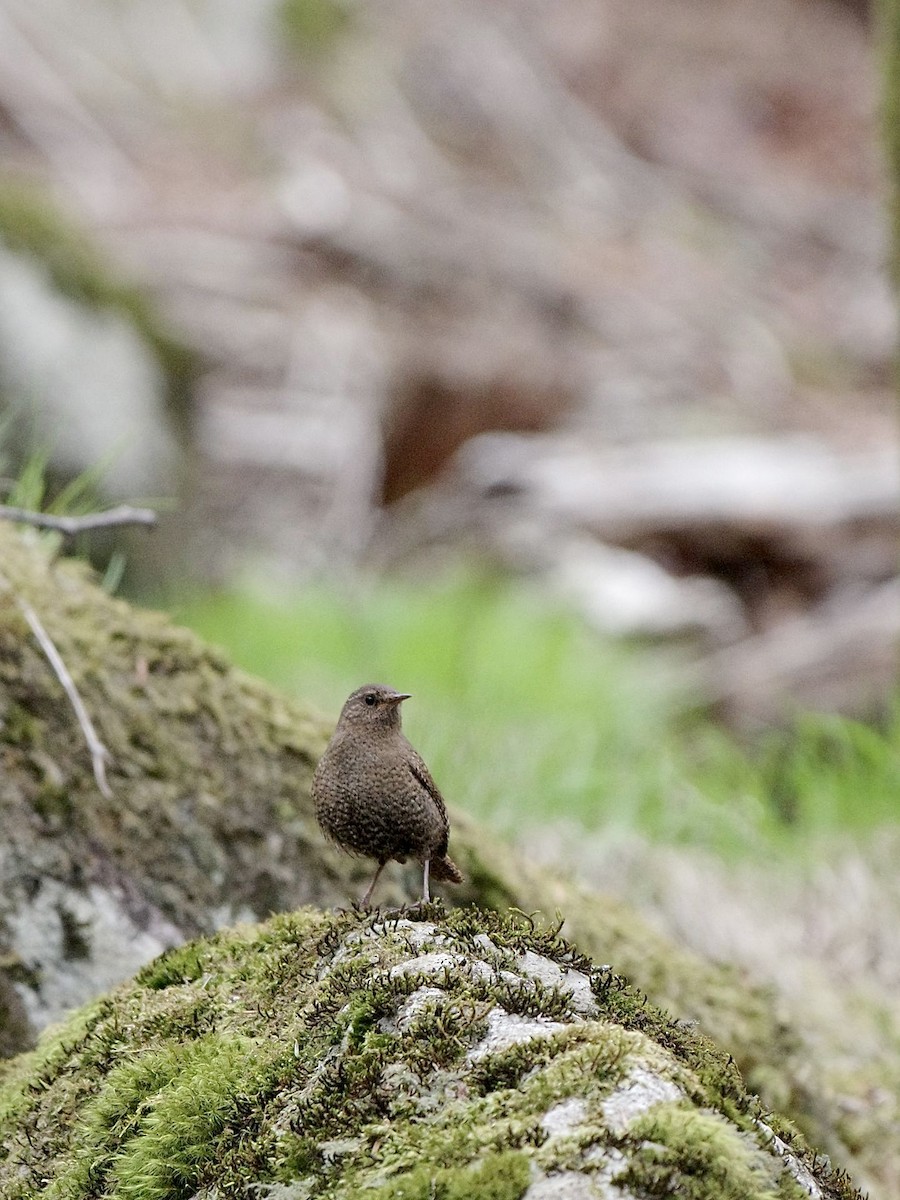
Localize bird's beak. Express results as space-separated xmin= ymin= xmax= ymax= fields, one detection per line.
xmin=389 ymin=693 xmax=412 ymax=704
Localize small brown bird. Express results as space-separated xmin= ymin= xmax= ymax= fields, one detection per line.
xmin=312 ymin=684 xmax=463 ymax=906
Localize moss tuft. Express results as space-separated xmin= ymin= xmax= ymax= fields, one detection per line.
xmin=136 ymin=943 xmax=209 ymax=991
xmin=98 ymin=1036 xmax=267 ymax=1200
xmin=365 ymin=1150 xmax=532 ymax=1200
xmin=618 ymin=1103 xmax=808 ymax=1200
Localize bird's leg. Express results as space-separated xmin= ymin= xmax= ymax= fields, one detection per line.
xmin=360 ymin=861 xmax=386 ymax=908
xmin=421 ymin=857 xmax=431 ymax=903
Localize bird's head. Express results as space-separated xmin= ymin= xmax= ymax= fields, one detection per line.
xmin=337 ymin=684 xmax=411 ymax=732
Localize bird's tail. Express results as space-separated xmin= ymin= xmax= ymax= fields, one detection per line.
xmin=430 ymin=854 xmax=463 ymax=884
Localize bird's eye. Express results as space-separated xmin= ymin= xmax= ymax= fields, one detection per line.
xmin=364 ymin=693 xmax=377 ymax=706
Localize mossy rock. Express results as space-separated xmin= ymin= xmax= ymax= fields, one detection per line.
xmin=0 ymin=905 xmax=862 ymax=1200
xmin=0 ymin=522 xmax=851 ymax=1178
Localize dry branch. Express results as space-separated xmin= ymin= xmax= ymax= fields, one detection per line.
xmin=8 ymin=588 xmax=113 ymax=799
xmin=0 ymin=506 xmax=158 ymax=535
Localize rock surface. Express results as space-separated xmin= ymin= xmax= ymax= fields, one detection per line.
xmin=0 ymin=905 xmax=863 ymax=1200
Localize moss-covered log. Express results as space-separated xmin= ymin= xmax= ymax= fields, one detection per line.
xmin=0 ymin=522 xmax=856 ymax=1180
xmin=0 ymin=905 xmax=862 ymax=1200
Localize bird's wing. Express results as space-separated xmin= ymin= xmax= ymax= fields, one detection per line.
xmin=407 ymin=748 xmax=449 ymax=828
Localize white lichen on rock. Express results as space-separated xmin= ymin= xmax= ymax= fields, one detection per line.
xmin=541 ymin=1097 xmax=589 ymax=1139
xmin=389 ymin=951 xmax=462 ymax=979
xmin=394 ymin=986 xmax=447 ymax=1032
xmin=5 ymin=877 xmax=181 ymax=1029
xmin=467 ymin=1006 xmax=570 ymax=1062
xmin=758 ymin=1118 xmax=825 ymax=1199
xmin=523 ymin=1168 xmax=629 ymax=1199
xmin=516 ymin=949 xmax=598 ymax=1016
xmin=600 ymin=1064 xmax=684 ymax=1134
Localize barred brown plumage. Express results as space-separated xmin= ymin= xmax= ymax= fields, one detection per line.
xmin=312 ymin=684 xmax=463 ymax=906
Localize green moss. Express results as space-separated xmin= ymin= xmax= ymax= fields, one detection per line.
xmin=3 ymin=701 xmax=42 ymax=746
xmin=136 ymin=942 xmax=209 ymax=990
xmin=365 ymin=1150 xmax=531 ymax=1200
xmin=59 ymin=1035 xmax=272 ymax=1200
xmin=0 ymin=178 xmax=196 ymax=431
xmin=618 ymin=1104 xmax=807 ymax=1200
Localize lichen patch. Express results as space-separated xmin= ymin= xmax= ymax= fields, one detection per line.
xmin=757 ymin=1118 xmax=824 ymax=1199
xmin=467 ymin=1006 xmax=571 ymax=1063
xmin=541 ymin=1097 xmax=589 ymax=1138
xmin=389 ymin=951 xmax=465 ymax=979
xmin=395 ymin=986 xmax=448 ymax=1032
xmin=516 ymin=951 xmax=597 ymax=1017
xmin=600 ymin=1064 xmax=684 ymax=1134
xmin=390 ymin=919 xmax=441 ymax=945
xmin=523 ymin=1168 xmax=624 ymax=1199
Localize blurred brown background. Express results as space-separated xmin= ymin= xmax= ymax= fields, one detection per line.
xmin=0 ymin=0 xmax=896 ymax=727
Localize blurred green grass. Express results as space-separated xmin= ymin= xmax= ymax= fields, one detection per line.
xmin=171 ymin=573 xmax=900 ymax=858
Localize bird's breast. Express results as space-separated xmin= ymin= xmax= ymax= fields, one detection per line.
xmin=313 ymin=730 xmax=444 ymax=860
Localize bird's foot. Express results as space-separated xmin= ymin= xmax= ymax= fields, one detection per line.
xmin=401 ymin=896 xmax=445 ymax=922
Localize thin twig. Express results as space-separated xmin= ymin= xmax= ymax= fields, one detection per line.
xmin=0 ymin=505 xmax=158 ymax=535
xmin=15 ymin=596 xmax=113 ymax=799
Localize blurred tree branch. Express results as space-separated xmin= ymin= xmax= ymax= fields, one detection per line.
xmin=0 ymin=505 xmax=158 ymax=536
